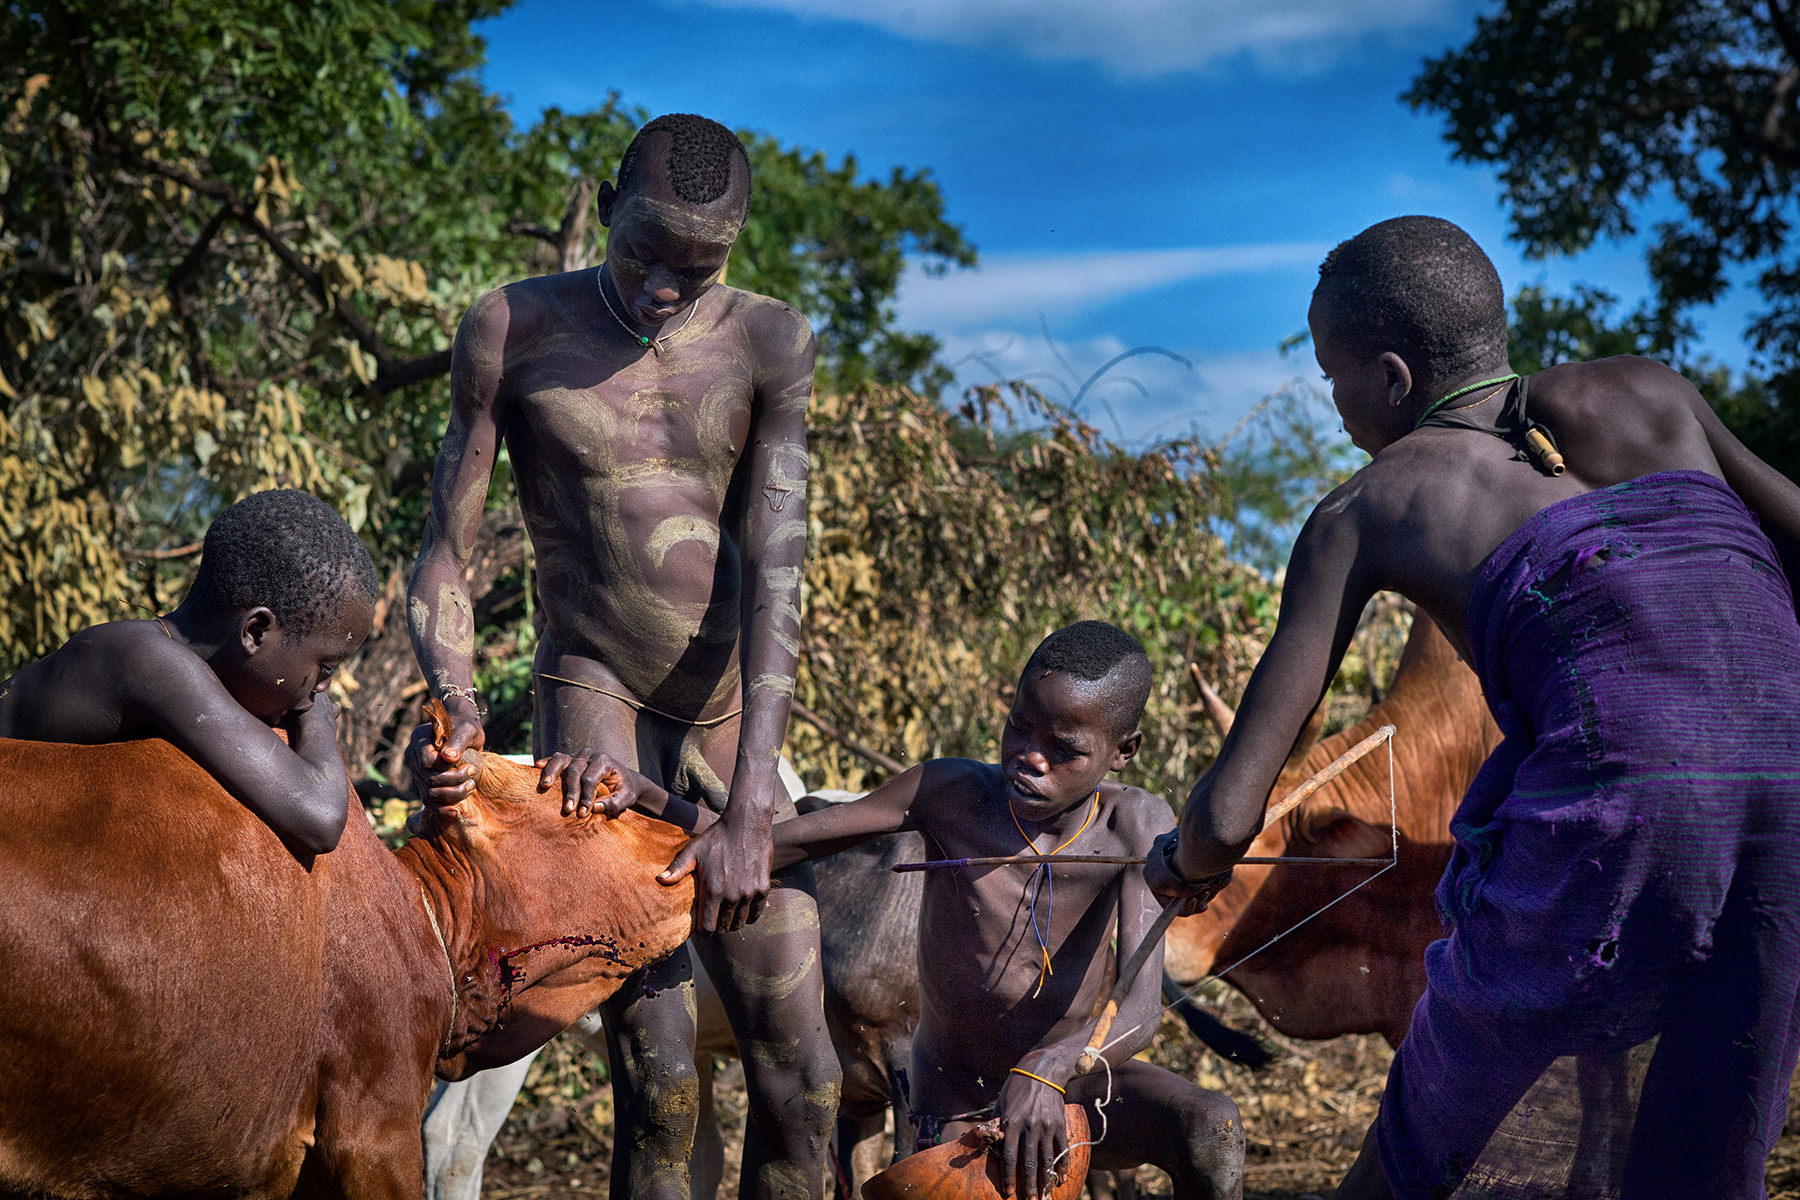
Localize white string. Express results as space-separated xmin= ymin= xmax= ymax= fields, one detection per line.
xmin=1062 ymin=729 xmax=1400 ymax=1163
xmin=1051 ymin=1049 xmax=1111 ymax=1174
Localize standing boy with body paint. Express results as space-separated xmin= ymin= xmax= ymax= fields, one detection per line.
xmin=655 ymin=623 xmax=1242 ymax=1199
xmin=406 ymin=114 xmax=837 ymax=1200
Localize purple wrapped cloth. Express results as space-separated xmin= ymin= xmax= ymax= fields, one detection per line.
xmin=1376 ymin=471 xmax=1800 ymax=1199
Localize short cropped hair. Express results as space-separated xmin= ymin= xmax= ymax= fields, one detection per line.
xmin=1314 ymin=216 xmax=1507 ymax=388
xmin=616 ymin=113 xmax=750 ymax=211
xmin=186 ymin=490 xmax=378 ymax=637
xmin=1022 ymin=621 xmax=1153 ymax=735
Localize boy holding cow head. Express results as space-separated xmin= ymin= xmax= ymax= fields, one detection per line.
xmin=0 ymin=488 xmax=375 ymax=858
xmin=647 ymin=621 xmax=1245 ymax=1198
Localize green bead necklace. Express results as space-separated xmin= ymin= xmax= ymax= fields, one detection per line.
xmin=596 ymin=267 xmax=696 ymax=352
xmin=1413 ymin=373 xmax=1520 ymax=431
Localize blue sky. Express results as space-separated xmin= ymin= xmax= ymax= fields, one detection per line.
xmin=476 ymin=0 xmax=1756 ymax=445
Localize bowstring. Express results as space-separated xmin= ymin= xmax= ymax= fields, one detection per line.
xmin=1058 ymin=730 xmax=1399 ymax=1163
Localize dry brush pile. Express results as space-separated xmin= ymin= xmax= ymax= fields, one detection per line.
xmin=786 ymin=383 xmax=1283 ymax=801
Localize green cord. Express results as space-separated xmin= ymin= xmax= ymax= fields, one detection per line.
xmin=1413 ymin=373 xmax=1520 ymax=431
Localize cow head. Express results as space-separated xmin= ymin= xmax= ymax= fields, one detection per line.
xmin=1163 ymin=615 xmax=1500 ymax=1046
xmin=396 ymin=701 xmax=695 ymax=1078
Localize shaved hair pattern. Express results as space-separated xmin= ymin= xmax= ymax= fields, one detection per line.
xmin=1315 ymin=215 xmax=1508 ymax=390
xmin=617 ymin=113 xmax=750 ymax=210
xmin=186 ymin=489 xmax=378 ymax=637
xmin=1023 ymin=620 xmax=1153 ymax=735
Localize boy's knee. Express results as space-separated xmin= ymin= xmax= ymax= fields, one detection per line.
xmin=1174 ymin=1090 xmax=1245 ymax=1185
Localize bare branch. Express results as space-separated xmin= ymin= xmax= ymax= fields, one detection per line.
xmin=375 ymin=349 xmax=452 ymax=395
xmin=789 ymin=699 xmax=906 ymax=778
xmin=555 ymin=177 xmax=599 ymax=274
xmin=504 ymin=221 xmax=559 ymax=244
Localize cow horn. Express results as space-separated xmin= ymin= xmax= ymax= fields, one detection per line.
xmin=1187 ymin=664 xmax=1236 ymax=736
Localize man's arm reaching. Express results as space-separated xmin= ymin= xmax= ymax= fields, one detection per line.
xmin=1151 ymin=490 xmax=1375 ymax=897
xmin=660 ymin=303 xmax=815 ymax=933
xmin=406 ymin=291 xmax=510 ymax=802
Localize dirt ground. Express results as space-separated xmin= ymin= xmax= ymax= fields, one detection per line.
xmin=474 ymin=981 xmax=1800 ymax=1200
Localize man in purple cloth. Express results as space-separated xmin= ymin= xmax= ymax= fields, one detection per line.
xmin=1146 ymin=215 xmax=1800 ymax=1199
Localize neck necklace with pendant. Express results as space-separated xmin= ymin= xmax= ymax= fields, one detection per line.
xmin=596 ymin=267 xmax=698 ymax=354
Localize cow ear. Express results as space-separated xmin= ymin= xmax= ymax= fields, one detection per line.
xmin=426 ymin=698 xmax=452 ymax=750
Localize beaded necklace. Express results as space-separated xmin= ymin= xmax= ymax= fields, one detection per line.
xmin=1412 ymin=372 xmax=1521 ymax=431
xmin=1008 ymin=788 xmax=1100 ymax=997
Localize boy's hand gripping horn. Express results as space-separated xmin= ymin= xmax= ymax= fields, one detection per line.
xmin=1073 ymin=724 xmax=1396 ymax=1075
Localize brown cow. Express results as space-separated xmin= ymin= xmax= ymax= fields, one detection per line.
xmin=1162 ymin=613 xmax=1499 ymax=1046
xmin=0 ymin=703 xmax=692 ymax=1200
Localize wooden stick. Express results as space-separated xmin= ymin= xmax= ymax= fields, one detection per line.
xmin=892 ymin=854 xmax=1391 ymax=871
xmin=1258 ymin=724 xmax=1395 ymax=832
xmin=788 ymin=699 xmax=906 ymax=777
xmin=1076 ymin=897 xmax=1183 ymax=1075
xmin=892 ymin=723 xmax=1398 ymax=875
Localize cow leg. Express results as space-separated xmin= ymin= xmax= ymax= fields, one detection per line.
xmin=598 ymin=949 xmax=702 ymax=1200
xmin=1071 ymin=1060 xmax=1244 ymax=1200
xmin=830 ymin=1110 xmax=886 ymax=1198
xmin=419 ymin=1051 xmax=540 ymax=1200
xmin=693 ymin=878 xmax=841 ymax=1200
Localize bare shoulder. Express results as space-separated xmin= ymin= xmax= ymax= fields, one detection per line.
xmin=1100 ymin=783 xmax=1176 ymax=852
xmin=0 ymin=620 xmax=211 ymax=739
xmin=1297 ymin=458 xmax=1412 ymax=547
xmin=715 ymin=287 xmax=814 ymax=369
xmin=458 ymin=270 xmax=600 ymax=357
xmin=1533 ymin=356 xmax=1705 ymax=430
xmin=73 ymin=620 xmax=220 ymax=694
xmin=908 ymin=757 xmax=999 ymax=822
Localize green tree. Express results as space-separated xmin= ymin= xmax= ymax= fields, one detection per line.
xmin=0 ymin=0 xmax=974 ymax=671
xmin=1407 ymin=0 xmax=1800 ymax=472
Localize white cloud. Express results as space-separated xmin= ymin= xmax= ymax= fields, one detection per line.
xmin=683 ymin=0 xmax=1454 ymax=76
xmin=896 ymin=243 xmax=1328 ymax=332
xmin=938 ymin=330 xmax=1317 ymax=447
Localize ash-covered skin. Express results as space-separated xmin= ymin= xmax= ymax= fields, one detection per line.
xmin=406 ymin=123 xmax=837 ymax=1200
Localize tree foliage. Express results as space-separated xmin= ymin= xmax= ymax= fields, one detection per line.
xmin=1408 ymin=1 xmax=1800 ymax=345
xmin=1411 ymin=0 xmax=1800 ymax=473
xmin=0 ymin=0 xmax=973 ymax=671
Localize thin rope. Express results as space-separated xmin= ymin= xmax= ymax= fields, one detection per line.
xmin=1010 ymin=789 xmax=1100 ymax=996
xmin=535 ymin=673 xmax=743 ymax=728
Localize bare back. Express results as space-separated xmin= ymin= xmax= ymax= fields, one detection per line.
xmin=1352 ymin=357 xmax=1731 ymax=659
xmin=1175 ymin=355 xmax=1800 ymax=872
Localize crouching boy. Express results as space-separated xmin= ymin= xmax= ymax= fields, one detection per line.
xmin=653 ymin=621 xmax=1244 ymax=1198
